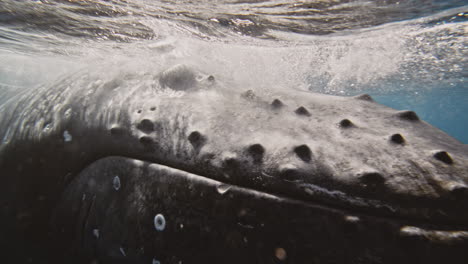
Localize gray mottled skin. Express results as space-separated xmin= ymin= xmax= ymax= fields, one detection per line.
xmin=0 ymin=64 xmax=467 ymax=263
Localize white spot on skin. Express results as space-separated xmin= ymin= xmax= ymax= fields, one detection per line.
xmin=63 ymin=130 xmax=72 ymax=142
xmin=64 ymin=108 xmax=72 ymax=118
xmin=400 ymin=226 xmax=423 ymax=236
xmin=120 ymin=247 xmax=126 ymax=257
xmin=152 ymin=259 xmax=161 ymax=264
xmin=113 ymin=176 xmax=121 ymax=191
xmin=43 ymin=123 xmax=52 ymax=132
xmin=2 ymin=127 xmax=11 ymax=144
xmin=232 ymin=18 xmax=254 ymax=27
xmin=344 ymin=215 xmax=360 ymax=223
xmin=216 ymin=184 xmax=231 ymax=195
xmin=154 ymin=214 xmax=166 ymax=231
xmin=93 ymin=229 xmax=99 ymax=239
xmin=275 ymin=247 xmax=287 ymax=261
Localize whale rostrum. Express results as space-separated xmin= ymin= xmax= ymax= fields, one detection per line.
xmin=0 ymin=65 xmax=467 ymax=263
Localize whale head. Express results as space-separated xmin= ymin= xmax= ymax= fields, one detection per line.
xmin=1 ymin=64 xmax=467 ymax=263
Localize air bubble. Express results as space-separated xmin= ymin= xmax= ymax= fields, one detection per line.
xmin=63 ymin=130 xmax=72 ymax=142
xmin=93 ymin=229 xmax=99 ymax=238
xmin=154 ymin=214 xmax=166 ymax=231
xmin=275 ymin=247 xmax=287 ymax=261
xmin=113 ymin=176 xmax=121 ymax=191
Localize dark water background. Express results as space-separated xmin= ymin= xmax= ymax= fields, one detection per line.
xmin=0 ymin=0 xmax=467 ymax=142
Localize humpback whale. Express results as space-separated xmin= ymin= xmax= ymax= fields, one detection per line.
xmin=0 ymin=65 xmax=467 ymax=264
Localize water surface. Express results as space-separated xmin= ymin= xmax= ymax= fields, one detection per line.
xmin=0 ymin=0 xmax=466 ymax=142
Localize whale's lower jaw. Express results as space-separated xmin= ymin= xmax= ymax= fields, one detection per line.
xmin=45 ymin=156 xmax=467 ymax=264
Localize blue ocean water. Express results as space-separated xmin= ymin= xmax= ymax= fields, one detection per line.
xmin=372 ymin=85 xmax=468 ymax=143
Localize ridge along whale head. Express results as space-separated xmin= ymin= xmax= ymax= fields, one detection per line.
xmin=1 ymin=63 xmax=467 ymax=226
xmin=117 ymin=65 xmax=468 ymax=225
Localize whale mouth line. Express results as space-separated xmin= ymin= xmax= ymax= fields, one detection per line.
xmin=100 ymin=155 xmax=468 ymax=232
